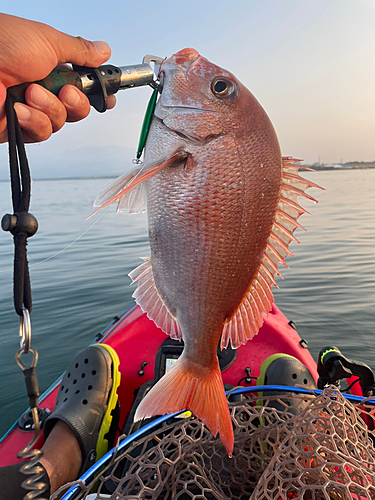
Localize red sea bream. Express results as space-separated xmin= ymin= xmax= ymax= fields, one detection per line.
xmin=93 ymin=48 xmax=321 ymax=455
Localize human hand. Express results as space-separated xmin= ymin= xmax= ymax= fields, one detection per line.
xmin=0 ymin=13 xmax=116 ymax=143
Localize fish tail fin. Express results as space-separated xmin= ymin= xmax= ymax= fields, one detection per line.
xmin=134 ymin=357 xmax=234 ymax=456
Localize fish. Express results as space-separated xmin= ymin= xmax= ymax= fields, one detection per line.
xmin=93 ymin=48 xmax=322 ymax=455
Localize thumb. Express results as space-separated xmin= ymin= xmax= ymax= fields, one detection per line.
xmin=53 ymin=30 xmax=111 ymax=68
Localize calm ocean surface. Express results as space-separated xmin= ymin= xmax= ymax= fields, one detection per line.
xmin=0 ymin=169 xmax=374 ymax=436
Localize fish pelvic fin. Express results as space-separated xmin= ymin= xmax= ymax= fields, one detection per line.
xmin=87 ymin=150 xmax=189 ymax=219
xmin=220 ymin=157 xmax=323 ymax=350
xmin=129 ymin=257 xmax=182 ymax=340
xmin=134 ymin=357 xmax=234 ymax=456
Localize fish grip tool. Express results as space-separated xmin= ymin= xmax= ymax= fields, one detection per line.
xmin=8 ymin=55 xmax=163 ymax=161
xmin=1 ymin=92 xmax=47 ymax=500
xmin=8 ymin=55 xmax=164 ymax=112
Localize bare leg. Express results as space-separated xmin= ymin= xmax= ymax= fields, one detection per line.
xmin=40 ymin=421 xmax=82 ymax=494
xmin=0 ymin=422 xmax=82 ymax=500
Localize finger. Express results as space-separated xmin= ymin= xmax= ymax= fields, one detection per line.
xmin=107 ymin=95 xmax=116 ymax=110
xmin=25 ymin=84 xmax=67 ymax=133
xmin=14 ymin=103 xmax=53 ymax=143
xmin=60 ymin=88 xmax=116 ymax=121
xmin=0 ymin=82 xmax=7 ymax=143
xmin=58 ymin=85 xmax=91 ymax=123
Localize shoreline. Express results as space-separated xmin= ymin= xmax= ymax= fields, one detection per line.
xmin=1 ymin=165 xmax=374 ymax=182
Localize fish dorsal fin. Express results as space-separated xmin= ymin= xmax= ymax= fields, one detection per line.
xmin=129 ymin=257 xmax=182 ymax=340
xmin=220 ymin=157 xmax=322 ymax=349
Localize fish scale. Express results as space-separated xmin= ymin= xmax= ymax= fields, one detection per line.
xmin=148 ymin=163 xmax=240 ymax=327
xmin=93 ymin=48 xmax=322 ymax=455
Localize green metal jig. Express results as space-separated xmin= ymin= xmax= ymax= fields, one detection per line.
xmin=136 ymin=87 xmax=159 ymax=160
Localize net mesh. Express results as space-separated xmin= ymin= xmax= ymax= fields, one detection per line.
xmin=53 ymin=386 xmax=375 ymax=500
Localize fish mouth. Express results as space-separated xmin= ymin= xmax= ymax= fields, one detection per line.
xmin=158 ymin=51 xmax=214 ymax=112
xmin=162 ymin=48 xmax=201 ymax=73
xmin=155 ymin=48 xmax=220 ymax=143
xmin=171 ymin=48 xmax=200 ymax=65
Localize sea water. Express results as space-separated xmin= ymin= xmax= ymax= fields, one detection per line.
xmin=0 ymin=169 xmax=374 ymax=436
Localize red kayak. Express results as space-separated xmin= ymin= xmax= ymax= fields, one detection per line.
xmin=0 ymin=301 xmax=362 ymax=467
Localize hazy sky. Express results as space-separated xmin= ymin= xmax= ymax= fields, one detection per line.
xmin=1 ymin=0 xmax=374 ymax=169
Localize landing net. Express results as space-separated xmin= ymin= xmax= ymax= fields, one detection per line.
xmin=55 ymin=386 xmax=375 ymax=500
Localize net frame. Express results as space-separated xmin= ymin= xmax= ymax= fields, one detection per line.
xmin=55 ymin=385 xmax=375 ymax=500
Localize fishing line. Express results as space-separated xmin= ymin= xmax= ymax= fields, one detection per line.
xmin=0 ymin=206 xmax=110 ymax=274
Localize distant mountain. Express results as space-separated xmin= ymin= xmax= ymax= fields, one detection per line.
xmin=0 ymin=145 xmax=136 ymax=180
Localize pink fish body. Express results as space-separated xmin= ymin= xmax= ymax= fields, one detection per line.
xmin=94 ymin=48 xmax=321 ymax=455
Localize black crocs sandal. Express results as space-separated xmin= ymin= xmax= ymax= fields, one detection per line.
xmin=256 ymin=353 xmax=316 ymax=414
xmin=44 ymin=344 xmax=121 ymax=475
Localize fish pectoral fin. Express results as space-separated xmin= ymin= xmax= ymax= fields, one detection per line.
xmin=92 ymin=167 xmax=147 ymax=215
xmin=129 ymin=257 xmax=182 ymax=340
xmin=134 ymin=357 xmax=234 ymax=456
xmin=87 ymin=150 xmax=189 ymax=219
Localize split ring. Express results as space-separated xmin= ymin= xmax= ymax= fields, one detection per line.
xmin=19 ymin=308 xmax=31 ymax=354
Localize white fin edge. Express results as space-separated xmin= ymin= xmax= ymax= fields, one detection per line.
xmin=94 ymin=166 xmax=147 ymax=214
xmin=129 ymin=257 xmax=182 ymax=340
xmin=220 ymin=157 xmax=323 ymax=350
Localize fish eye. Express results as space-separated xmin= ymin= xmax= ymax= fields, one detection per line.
xmin=214 ymin=80 xmax=227 ymax=93
xmin=211 ymin=77 xmax=236 ymax=97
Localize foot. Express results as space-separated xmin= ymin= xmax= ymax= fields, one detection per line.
xmin=40 ymin=344 xmax=121 ymax=494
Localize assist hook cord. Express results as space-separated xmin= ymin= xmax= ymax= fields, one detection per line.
xmin=1 ymin=93 xmax=48 ymax=500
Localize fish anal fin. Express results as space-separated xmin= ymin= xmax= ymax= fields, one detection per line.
xmin=129 ymin=257 xmax=182 ymax=339
xmin=134 ymin=357 xmax=234 ymax=456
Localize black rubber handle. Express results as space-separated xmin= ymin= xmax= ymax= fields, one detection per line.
xmin=8 ymin=64 xmax=122 ymax=112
